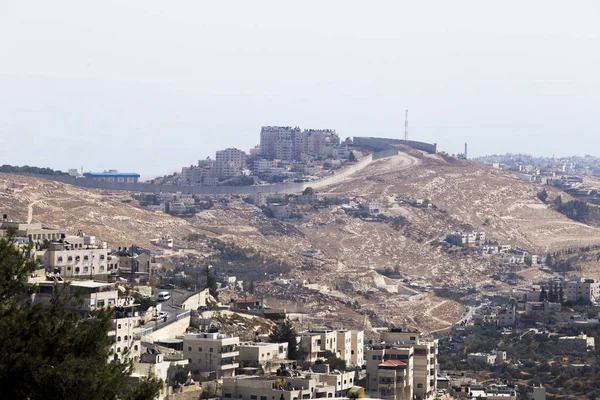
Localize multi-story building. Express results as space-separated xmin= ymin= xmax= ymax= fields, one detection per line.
xmin=350 ymin=330 xmax=365 ymax=367
xmin=0 ymin=221 xmax=62 ymax=243
xmin=109 ymin=306 xmax=142 ymax=363
xmin=32 ymin=279 xmax=119 ymax=311
xmin=380 ymin=328 xmax=438 ymax=400
xmin=183 ymin=332 xmax=240 ymax=378
xmin=222 ymin=365 xmax=356 ymax=400
xmin=238 ymin=342 xmax=289 ymax=367
xmin=43 ymin=242 xmax=110 ymax=278
xmin=114 ymin=246 xmax=152 ymax=282
xmin=299 ymin=329 xmax=338 ymax=362
xmin=563 ymin=278 xmax=600 ymax=303
xmin=260 ymin=126 xmax=340 ymax=161
xmin=366 ymin=345 xmax=414 ymax=400
xmin=215 ymin=148 xmax=247 ymax=179
xmin=497 ymin=307 xmax=516 ymax=327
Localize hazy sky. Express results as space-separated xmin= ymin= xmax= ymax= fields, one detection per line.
xmin=1 ymin=1 xmax=599 ymax=177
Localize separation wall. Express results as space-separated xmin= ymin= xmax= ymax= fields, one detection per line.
xmin=353 ymin=137 xmax=437 ymax=154
xmin=14 ymin=151 xmax=384 ymax=195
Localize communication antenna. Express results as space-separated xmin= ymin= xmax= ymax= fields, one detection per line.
xmin=404 ymin=109 xmax=408 ymax=143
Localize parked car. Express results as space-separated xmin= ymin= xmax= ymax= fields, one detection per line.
xmin=157 ymin=291 xmax=171 ymax=301
xmin=152 ymin=311 xmax=168 ymax=321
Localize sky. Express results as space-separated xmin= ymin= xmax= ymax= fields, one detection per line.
xmin=1 ymin=1 xmax=599 ymax=177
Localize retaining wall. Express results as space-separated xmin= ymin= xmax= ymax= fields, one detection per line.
xmin=141 ymin=314 xmax=190 ymax=342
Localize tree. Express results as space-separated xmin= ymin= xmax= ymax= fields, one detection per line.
xmin=348 ymin=152 xmax=357 ymax=162
xmin=558 ymin=285 xmax=565 ymax=305
xmin=539 ymin=287 xmax=548 ymax=302
xmin=303 ymin=187 xmax=314 ymax=196
xmin=206 ymin=265 xmax=219 ymax=299
xmin=248 ymin=280 xmax=255 ymax=295
xmin=537 ymin=189 xmax=548 ymax=203
xmin=322 ymin=350 xmax=347 ymax=371
xmin=0 ymin=232 xmax=162 ymax=400
xmin=269 ymin=319 xmax=299 ymax=360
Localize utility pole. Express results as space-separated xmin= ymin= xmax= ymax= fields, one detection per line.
xmin=404 ymin=109 xmax=408 ymax=143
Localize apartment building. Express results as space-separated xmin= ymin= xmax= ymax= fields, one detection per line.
xmin=238 ymin=342 xmax=289 ymax=366
xmin=563 ymin=279 xmax=600 ymax=303
xmin=183 ymin=332 xmax=240 ymax=378
xmin=222 ymin=365 xmax=356 ymax=400
xmin=43 ymin=242 xmax=110 ymax=278
xmin=350 ymin=330 xmax=365 ymax=366
xmin=32 ymin=279 xmax=119 ymax=311
xmin=449 ymin=230 xmax=485 ymax=246
xmin=0 ymin=221 xmax=62 ymax=243
xmin=109 ymin=306 xmax=142 ymax=363
xmin=380 ymin=328 xmax=438 ymax=400
xmin=497 ymin=307 xmax=516 ymax=327
xmin=259 ymin=126 xmax=341 ymax=161
xmin=467 ymin=350 xmax=506 ymax=365
xmin=366 ymin=345 xmax=414 ymax=400
xmin=215 ymin=148 xmax=247 ymax=179
xmin=299 ymin=329 xmax=337 ymax=362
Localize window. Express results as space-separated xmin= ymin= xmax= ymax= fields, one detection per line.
xmin=97 ymin=300 xmax=105 ymax=307
xmin=57 ymin=256 xmax=63 ymax=263
xmin=117 ymin=336 xmax=122 ymax=342
xmin=188 ymin=347 xmax=192 ymax=352
xmin=117 ymin=324 xmax=122 ymax=329
xmin=410 ymin=336 xmax=416 ymax=341
xmin=124 ymin=335 xmax=128 ymax=341
xmin=67 ymin=267 xmax=71 ymax=271
xmin=210 ymin=348 xmax=213 ymax=353
xmin=351 ymin=350 xmax=355 ymax=355
xmin=260 ymin=396 xmax=267 ymax=400
xmin=372 ymin=355 xmax=377 ymax=360
xmin=75 ymin=256 xmax=81 ymax=262
xmin=75 ymin=267 xmax=80 ymax=274
xmin=68 ymin=256 xmax=73 ymax=262
xmin=134 ymin=345 xmax=138 ymax=351
xmin=100 ymin=255 xmax=105 ymax=260
xmin=83 ymin=267 xmax=89 ymax=273
xmin=224 ymin=395 xmax=232 ymax=398
xmin=198 ymin=347 xmax=202 ymax=352
xmin=84 ymin=255 xmax=89 ymax=261
xmin=250 ymin=396 xmax=257 ymax=400
xmin=100 ymin=266 xmax=104 ymax=272
xmin=117 ymin=347 xmax=121 ymax=353
xmin=417 ymin=384 xmax=423 ymax=389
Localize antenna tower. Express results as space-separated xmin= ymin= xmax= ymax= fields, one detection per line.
xmin=404 ymin=109 xmax=408 ymax=143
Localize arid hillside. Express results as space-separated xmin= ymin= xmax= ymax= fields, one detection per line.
xmin=2 ymin=151 xmax=599 ymax=333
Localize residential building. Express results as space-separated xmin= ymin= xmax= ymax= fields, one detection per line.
xmin=83 ymin=171 xmax=140 ymax=183
xmin=362 ymin=201 xmax=383 ymax=215
xmin=43 ymin=242 xmax=110 ymax=278
xmin=380 ymin=328 xmax=438 ymax=400
xmin=268 ymin=204 xmax=292 ymax=220
xmin=32 ymin=279 xmax=119 ymax=311
xmin=366 ymin=345 xmax=414 ymax=400
xmin=0 ymin=221 xmax=62 ymax=243
xmin=467 ymin=350 xmax=506 ymax=366
xmin=109 ymin=306 xmax=142 ymax=363
xmin=215 ymin=148 xmax=247 ymax=179
xmin=299 ymin=329 xmax=338 ymax=362
xmin=497 ymin=307 xmax=516 ymax=327
xmin=115 ymin=246 xmax=152 ymax=282
xmin=557 ymin=333 xmax=595 ymax=352
xmin=350 ymin=330 xmax=365 ymax=367
xmin=183 ymin=332 xmax=240 ymax=378
xmin=563 ymin=278 xmax=600 ymax=303
xmin=238 ymin=342 xmax=289 ymax=367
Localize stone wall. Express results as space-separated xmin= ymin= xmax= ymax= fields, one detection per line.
xmin=141 ymin=314 xmax=190 ymax=342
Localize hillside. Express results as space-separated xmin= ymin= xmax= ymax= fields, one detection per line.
xmin=3 ymin=151 xmax=600 ymax=334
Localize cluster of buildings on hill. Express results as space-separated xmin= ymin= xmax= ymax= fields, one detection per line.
xmin=180 ymin=126 xmax=356 ymax=186
xmin=0 ymin=217 xmax=156 ymax=283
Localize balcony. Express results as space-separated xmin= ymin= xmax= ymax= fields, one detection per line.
xmin=220 ymin=362 xmax=240 ymax=370
xmin=219 ymin=350 xmax=240 ymax=358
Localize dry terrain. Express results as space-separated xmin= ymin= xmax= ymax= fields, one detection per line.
xmin=3 ymin=150 xmax=600 ymax=333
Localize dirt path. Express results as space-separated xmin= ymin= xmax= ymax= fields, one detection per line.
xmin=424 ymin=299 xmax=455 ymax=333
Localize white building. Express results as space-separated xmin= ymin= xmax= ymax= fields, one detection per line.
xmin=557 ymin=333 xmax=595 ymax=352
xmin=238 ymin=342 xmax=289 ymax=366
xmin=563 ymin=279 xmax=600 ymax=303
xmin=183 ymin=332 xmax=240 ymax=378
xmin=215 ymin=148 xmax=246 ymax=179
xmin=43 ymin=242 xmax=111 ymax=278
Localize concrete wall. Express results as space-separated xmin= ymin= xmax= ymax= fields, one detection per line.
xmin=353 ymin=136 xmax=437 ymax=154
xmin=181 ymin=289 xmax=209 ymax=310
xmin=142 ymin=315 xmax=190 ymax=342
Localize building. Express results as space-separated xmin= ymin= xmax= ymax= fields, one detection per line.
xmin=183 ymin=332 xmax=240 ymax=378
xmin=268 ymin=204 xmax=292 ymax=220
xmin=299 ymin=329 xmax=339 ymax=362
xmin=0 ymin=221 xmax=62 ymax=243
xmin=215 ymin=148 xmax=247 ymax=179
xmin=222 ymin=365 xmax=356 ymax=400
xmin=259 ymin=126 xmax=340 ymax=161
xmin=238 ymin=342 xmax=289 ymax=367
xmin=32 ymin=279 xmax=119 ymax=310
xmin=448 ymin=231 xmax=486 ymax=246
xmin=362 ymin=201 xmax=383 ymax=215
xmin=497 ymin=307 xmax=516 ymax=327
xmin=115 ymin=246 xmax=152 ymax=283
xmin=43 ymin=242 xmax=111 ymax=278
xmin=350 ymin=330 xmax=365 ymax=367
xmin=366 ymin=345 xmax=414 ymax=400
xmin=563 ymin=278 xmax=600 ymax=303
xmin=109 ymin=306 xmax=142 ymax=363
xmin=83 ymin=171 xmax=140 ymax=183
xmin=380 ymin=328 xmax=438 ymax=400
xmin=557 ymin=333 xmax=595 ymax=352
xmin=467 ymin=350 xmax=506 ymax=365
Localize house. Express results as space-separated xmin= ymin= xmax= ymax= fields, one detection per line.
xmin=467 ymin=350 xmax=506 ymax=365
xmin=557 ymin=333 xmax=595 ymax=352
xmin=183 ymin=332 xmax=240 ymax=378
xmin=43 ymin=242 xmax=111 ymax=278
xmin=268 ymin=204 xmax=292 ymax=220
xmin=109 ymin=305 xmax=142 ymax=363
xmin=232 ymin=298 xmax=261 ymax=311
xmin=32 ymin=279 xmax=119 ymax=311
xmin=238 ymin=342 xmax=289 ymax=367
xmin=0 ymin=220 xmax=62 ymax=244
xmin=361 ymin=201 xmax=383 ymax=215
xmin=563 ymin=278 xmax=600 ymax=303
xmin=497 ymin=307 xmax=516 ymax=327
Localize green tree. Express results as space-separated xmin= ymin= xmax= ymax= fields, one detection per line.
xmin=322 ymin=350 xmax=347 ymax=371
xmin=539 ymin=287 xmax=548 ymax=302
xmin=269 ymin=319 xmax=299 ymax=360
xmin=206 ymin=265 xmax=219 ymax=299
xmin=248 ymin=280 xmax=255 ymax=295
xmin=537 ymin=189 xmax=548 ymax=203
xmin=0 ymin=232 xmax=162 ymax=400
xmin=348 ymin=152 xmax=357 ymax=162
xmin=303 ymin=187 xmax=315 ymax=196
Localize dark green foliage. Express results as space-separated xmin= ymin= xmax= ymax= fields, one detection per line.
xmin=0 ymin=164 xmax=69 ymax=176
xmin=537 ymin=189 xmax=548 ymax=203
xmin=348 ymin=152 xmax=357 ymax=162
xmin=557 ymin=199 xmax=600 ymax=224
xmin=303 ymin=187 xmax=314 ymax=196
xmin=122 ymin=375 xmax=164 ymax=400
xmin=269 ymin=320 xmax=299 ymax=361
xmin=0 ymin=232 xmax=162 ymax=400
xmin=539 ymin=287 xmax=547 ymax=302
xmin=322 ymin=350 xmax=347 ymax=371
xmin=206 ymin=266 xmax=219 ymax=299
xmin=248 ymin=280 xmax=255 ymax=295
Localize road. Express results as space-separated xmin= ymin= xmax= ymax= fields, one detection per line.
xmin=147 ymin=288 xmax=195 ymax=330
